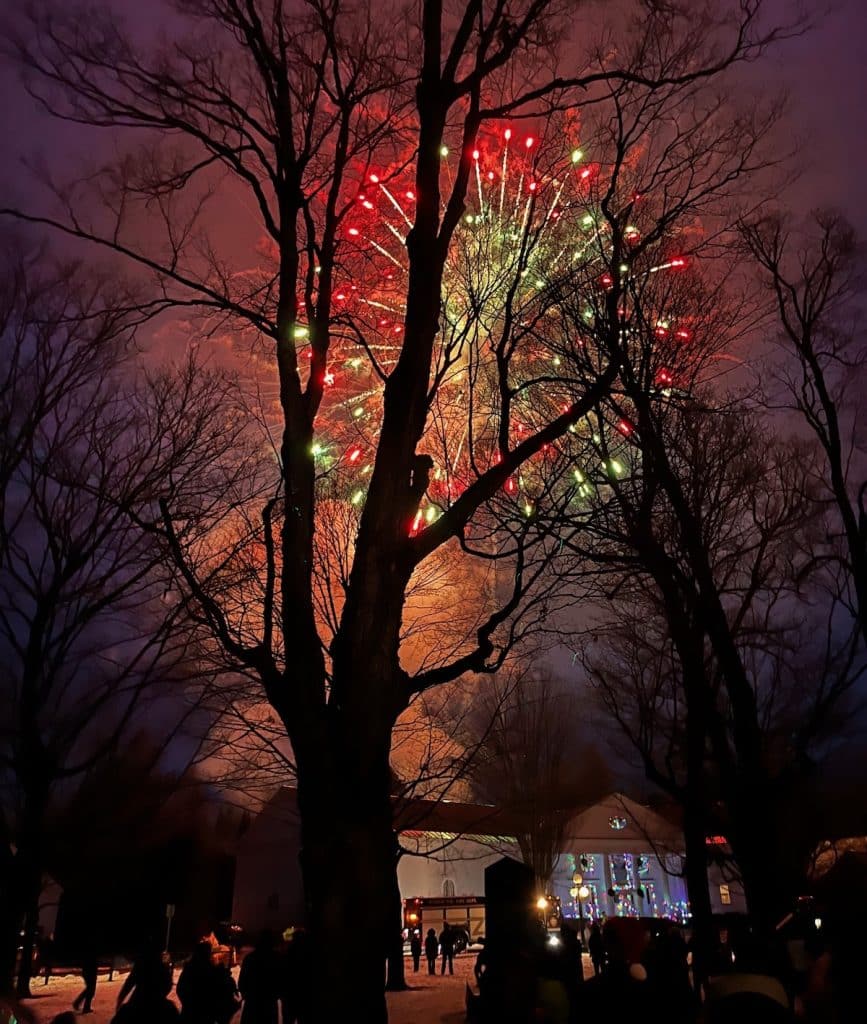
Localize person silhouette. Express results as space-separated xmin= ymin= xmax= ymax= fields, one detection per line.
xmin=72 ymin=942 xmax=98 ymax=1014
xmin=439 ymin=924 xmax=455 ymax=975
xmin=424 ymin=929 xmax=438 ymax=975
xmin=410 ymin=930 xmax=422 ymax=973
xmin=588 ymin=923 xmax=605 ymax=975
xmin=238 ymin=931 xmax=280 ymax=1024
xmin=115 ymin=944 xmax=175 ymax=1022
xmin=177 ymin=942 xmax=223 ymax=1024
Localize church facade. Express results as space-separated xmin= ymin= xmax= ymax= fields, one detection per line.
xmin=231 ymin=790 xmax=745 ymax=936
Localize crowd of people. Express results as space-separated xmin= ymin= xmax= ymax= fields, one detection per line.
xmin=467 ymin=914 xmax=861 ymax=1024
xmin=7 ymin=908 xmax=858 ymax=1024
xmin=38 ymin=928 xmax=313 ymax=1024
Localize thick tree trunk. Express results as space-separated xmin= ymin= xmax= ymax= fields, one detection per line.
xmin=729 ymin=799 xmax=789 ymax=934
xmin=0 ymin=849 xmax=21 ymax=995
xmin=384 ymin=850 xmax=408 ymax=991
xmin=295 ymin=722 xmax=397 ymax=1023
xmin=302 ymin=816 xmax=393 ymax=1021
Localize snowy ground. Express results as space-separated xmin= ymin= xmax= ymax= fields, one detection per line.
xmin=12 ymin=955 xmax=475 ymax=1024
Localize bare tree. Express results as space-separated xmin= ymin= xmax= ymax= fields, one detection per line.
xmin=0 ymin=248 xmax=241 ymax=995
xmin=453 ymin=666 xmax=610 ymax=891
xmin=742 ymin=212 xmax=867 ymax=645
xmin=2 ymin=1 xmax=796 ymax=1015
xmin=575 ymin=394 xmax=864 ymax=940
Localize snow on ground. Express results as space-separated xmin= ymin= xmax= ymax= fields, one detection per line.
xmin=13 ymin=955 xmax=473 ymax=1024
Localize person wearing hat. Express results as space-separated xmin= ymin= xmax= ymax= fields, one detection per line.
xmin=576 ymin=919 xmax=659 ymax=1022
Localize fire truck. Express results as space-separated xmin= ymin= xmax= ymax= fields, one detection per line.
xmin=402 ymin=896 xmax=486 ymax=951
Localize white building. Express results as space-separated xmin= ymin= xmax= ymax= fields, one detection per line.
xmin=231 ymin=790 xmax=744 ymax=935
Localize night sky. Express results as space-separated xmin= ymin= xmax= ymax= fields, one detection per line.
xmin=1 ymin=1 xmax=865 ymax=789
xmin=1 ymin=1 xmax=866 ymax=232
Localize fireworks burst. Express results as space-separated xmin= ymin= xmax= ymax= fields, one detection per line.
xmin=296 ymin=126 xmax=693 ymax=530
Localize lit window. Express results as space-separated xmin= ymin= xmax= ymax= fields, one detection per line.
xmin=608 ymin=816 xmax=627 ymax=831
xmin=719 ymin=884 xmax=731 ymax=906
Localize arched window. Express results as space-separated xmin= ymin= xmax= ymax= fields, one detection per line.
xmin=442 ymin=878 xmax=456 ymax=897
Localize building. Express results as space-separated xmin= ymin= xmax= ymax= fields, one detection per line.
xmin=551 ymin=794 xmax=744 ymax=922
xmin=231 ymin=789 xmax=744 ymax=934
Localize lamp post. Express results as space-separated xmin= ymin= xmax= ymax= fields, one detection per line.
xmin=570 ymin=871 xmax=591 ymax=947
xmin=577 ymin=886 xmax=591 ymax=946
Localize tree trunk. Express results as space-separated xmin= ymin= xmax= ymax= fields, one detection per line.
xmin=727 ymin=790 xmax=791 ymax=938
xmin=13 ymin=785 xmax=47 ymax=999
xmin=0 ymin=848 xmax=21 ymax=995
xmin=15 ymin=879 xmax=40 ymax=999
xmin=384 ymin=850 xmax=407 ymax=991
xmin=295 ymin=725 xmax=397 ymax=1023
xmin=681 ymin=803 xmax=713 ymax=995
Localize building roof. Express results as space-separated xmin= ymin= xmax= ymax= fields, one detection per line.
xmin=561 ymin=793 xmax=683 ymax=854
xmin=394 ymin=796 xmax=521 ymax=839
xmin=241 ymin=788 xmax=683 ymax=851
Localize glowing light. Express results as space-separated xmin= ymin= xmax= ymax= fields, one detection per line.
xmin=536 ymin=897 xmax=549 ymax=910
xmin=293 ymin=325 xmax=308 ymax=339
xmin=348 ymin=228 xmax=360 ymax=237
xmin=580 ymin=168 xmax=591 ymax=180
xmin=311 ymin=443 xmax=324 ymax=457
xmin=525 ymin=137 xmax=534 ymax=148
xmin=504 ymin=128 xmax=512 ymax=140
xmin=617 ymin=419 xmax=633 ymax=437
xmin=323 ymin=371 xmax=335 ymax=386
xmin=571 ymin=149 xmax=583 ymax=163
xmin=472 ymin=149 xmax=480 ymax=161
xmin=439 ymin=145 xmax=449 ymax=157
xmin=529 ymin=181 xmax=537 ymax=192
xmin=353 ymin=407 xmax=364 ymax=418
xmin=347 ymin=447 xmax=362 ymax=462
xmin=405 ymin=191 xmax=415 ymax=200
xmin=369 ymin=173 xmax=380 ymax=183
xmin=351 ymin=490 xmax=364 ymax=505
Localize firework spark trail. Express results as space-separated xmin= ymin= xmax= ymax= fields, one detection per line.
xmin=294 ymin=128 xmax=692 ymax=531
